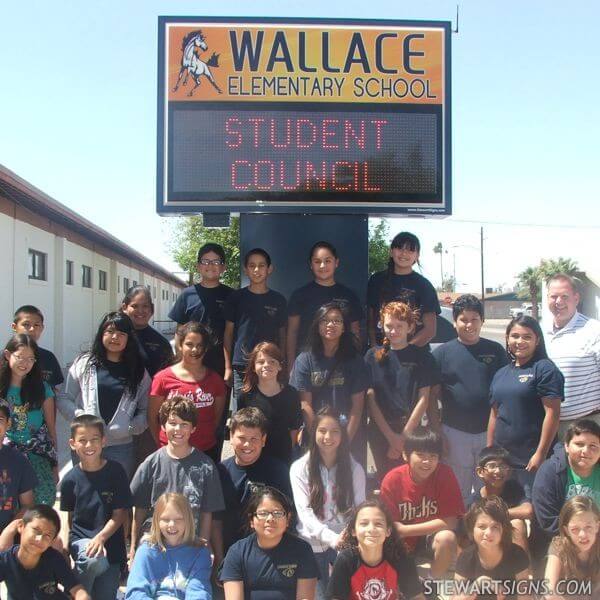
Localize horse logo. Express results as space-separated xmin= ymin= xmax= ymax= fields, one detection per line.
xmin=173 ymin=30 xmax=222 ymax=96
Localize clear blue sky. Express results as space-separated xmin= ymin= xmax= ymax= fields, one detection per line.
xmin=1 ymin=1 xmax=598 ymax=292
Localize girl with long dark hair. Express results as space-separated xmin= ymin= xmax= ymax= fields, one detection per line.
xmin=58 ymin=312 xmax=150 ymax=479
xmin=0 ymin=334 xmax=57 ymax=504
xmin=290 ymin=302 xmax=368 ymax=449
xmin=290 ymin=407 xmax=366 ymax=599
xmin=366 ymin=231 xmax=440 ymax=347
xmin=487 ymin=315 xmax=564 ymax=497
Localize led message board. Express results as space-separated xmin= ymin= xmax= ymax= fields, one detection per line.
xmin=157 ymin=17 xmax=451 ymax=215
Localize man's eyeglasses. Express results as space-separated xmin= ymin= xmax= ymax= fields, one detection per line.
xmin=199 ymin=259 xmax=224 ymax=266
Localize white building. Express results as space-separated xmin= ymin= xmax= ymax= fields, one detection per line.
xmin=0 ymin=164 xmax=184 ymax=367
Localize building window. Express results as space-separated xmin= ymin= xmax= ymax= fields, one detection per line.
xmin=99 ymin=270 xmax=107 ymax=291
xmin=82 ymin=265 xmax=92 ymax=288
xmin=123 ymin=277 xmax=129 ymax=292
xmin=65 ymin=260 xmax=73 ymax=285
xmin=117 ymin=276 xmax=120 ymax=293
xmin=153 ymin=286 xmax=156 ymax=299
xmin=28 ymin=249 xmax=47 ymax=281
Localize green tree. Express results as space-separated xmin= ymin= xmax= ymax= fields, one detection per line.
xmin=167 ymin=216 xmax=240 ymax=288
xmin=539 ymin=257 xmax=579 ymax=282
xmin=433 ymin=242 xmax=444 ymax=284
xmin=516 ymin=265 xmax=542 ymax=320
xmin=368 ymin=219 xmax=390 ymax=274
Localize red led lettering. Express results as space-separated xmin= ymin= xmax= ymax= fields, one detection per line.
xmin=332 ymin=161 xmax=352 ymax=190
xmin=304 ymin=161 xmax=328 ymax=190
xmin=248 ymin=118 xmax=265 ymax=148
xmin=279 ymin=160 xmax=301 ymax=190
xmin=231 ymin=160 xmax=252 ymax=189
xmin=322 ymin=119 xmax=339 ymax=149
xmin=344 ymin=120 xmax=365 ymax=149
xmin=254 ymin=160 xmax=275 ymax=190
xmin=296 ymin=119 xmax=317 ymax=148
xmin=270 ymin=119 xmax=292 ymax=149
xmin=363 ymin=162 xmax=381 ymax=191
xmin=225 ymin=117 xmax=242 ymax=148
xmin=371 ymin=120 xmax=387 ymax=150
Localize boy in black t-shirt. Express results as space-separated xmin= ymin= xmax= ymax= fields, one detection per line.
xmin=59 ymin=415 xmax=132 ymax=600
xmin=430 ymin=294 xmax=507 ymax=501
xmin=224 ymin=248 xmax=287 ymax=409
xmin=0 ymin=505 xmax=89 ymax=599
xmin=12 ymin=305 xmax=64 ymax=390
xmin=464 ymin=446 xmax=532 ymax=552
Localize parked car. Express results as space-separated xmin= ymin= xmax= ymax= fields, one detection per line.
xmin=509 ymin=302 xmax=541 ymax=318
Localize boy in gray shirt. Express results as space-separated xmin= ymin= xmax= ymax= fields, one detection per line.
xmin=130 ymin=396 xmax=224 ymax=562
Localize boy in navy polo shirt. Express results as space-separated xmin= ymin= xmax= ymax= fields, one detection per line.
xmin=0 ymin=505 xmax=89 ymax=599
xmin=59 ymin=414 xmax=131 ymax=600
xmin=380 ymin=427 xmax=464 ymax=579
xmin=211 ymin=407 xmax=292 ymax=567
xmin=11 ymin=305 xmax=64 ymax=391
xmin=0 ymin=401 xmax=37 ymax=533
xmin=224 ymin=248 xmax=287 ymax=409
xmin=430 ymin=294 xmax=507 ymax=501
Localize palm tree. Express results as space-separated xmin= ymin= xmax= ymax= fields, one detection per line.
xmin=433 ymin=242 xmax=444 ymax=286
xmin=540 ymin=257 xmax=579 ymax=282
xmin=517 ymin=266 xmax=542 ymax=320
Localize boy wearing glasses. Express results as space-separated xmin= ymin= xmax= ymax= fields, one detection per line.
xmin=467 ymin=445 xmax=532 ymax=552
xmin=168 ymin=243 xmax=233 ymax=380
xmin=224 ymin=248 xmax=287 ymax=408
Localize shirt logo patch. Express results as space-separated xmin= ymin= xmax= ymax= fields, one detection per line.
xmin=479 ymin=354 xmax=495 ymax=364
xmin=518 ymin=374 xmax=533 ymax=383
xmin=38 ymin=581 xmax=58 ymax=594
xmin=398 ymin=497 xmax=439 ymax=521
xmin=277 ymin=563 xmax=297 ymax=577
xmin=311 ymin=370 xmax=345 ymax=387
xmin=101 ymin=491 xmax=114 ymax=504
xmin=264 ymin=305 xmax=279 ymax=317
xmin=358 ymin=578 xmax=393 ymax=600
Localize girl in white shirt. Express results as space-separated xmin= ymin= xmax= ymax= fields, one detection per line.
xmin=290 ymin=406 xmax=366 ymax=599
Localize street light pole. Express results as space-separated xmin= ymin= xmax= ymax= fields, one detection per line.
xmin=480 ymin=226 xmax=485 ymax=302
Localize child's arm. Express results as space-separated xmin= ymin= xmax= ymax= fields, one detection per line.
xmin=42 ymin=393 xmax=58 ymax=446
xmin=210 ymin=518 xmax=225 ymax=569
xmin=508 ymin=501 xmax=533 ymax=521
xmin=147 ymin=395 xmax=164 ymax=442
xmin=486 ymin=404 xmax=498 ymax=447
xmin=130 ymin=506 xmax=148 ymax=562
xmin=403 ymin=385 xmax=430 ymax=436
xmin=287 ymin=315 xmax=300 ymax=362
xmin=278 ymin=325 xmax=287 ymax=367
xmin=394 ymin=516 xmax=458 ymax=539
xmin=198 ymin=511 xmax=212 ymax=544
xmin=409 ymin=312 xmax=437 ymax=347
xmin=346 ymin=391 xmax=365 ymax=441
xmin=223 ymin=581 xmax=245 ymax=600
xmin=527 ymin=397 xmax=560 ymax=472
xmin=452 ymin=573 xmax=478 ymax=600
xmin=366 ymin=388 xmax=404 ymax=458
xmin=299 ymin=391 xmax=315 ymax=434
xmin=296 ymin=577 xmax=317 ymax=600
xmin=0 ymin=519 xmax=20 ymax=551
xmin=367 ymin=307 xmax=379 ymax=348
xmin=426 ymin=384 xmax=442 ymax=432
xmin=544 ymin=553 xmax=565 ymax=600
xmin=16 ymin=490 xmax=34 ymax=516
xmin=515 ymin=567 xmax=532 ymax=600
xmin=86 ymin=507 xmax=127 ymax=558
xmin=130 ymin=373 xmax=151 ymax=435
xmin=223 ymin=321 xmax=235 ymax=387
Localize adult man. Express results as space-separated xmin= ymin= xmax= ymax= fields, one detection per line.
xmin=545 ymin=273 xmax=600 ymax=438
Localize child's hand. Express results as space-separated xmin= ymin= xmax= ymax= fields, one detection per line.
xmin=223 ymin=368 xmax=233 ymax=387
xmin=526 ymin=451 xmax=544 ymax=472
xmin=52 ymin=466 xmax=59 ymax=484
xmin=85 ymin=534 xmax=106 ymax=558
xmin=386 ymin=432 xmax=405 ymax=459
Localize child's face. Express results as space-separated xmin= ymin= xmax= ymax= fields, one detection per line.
xmin=565 ymin=432 xmax=600 ymax=474
xmin=353 ymin=506 xmax=390 ymax=549
xmin=315 ymin=416 xmax=343 ymax=456
xmin=507 ymin=324 xmax=538 ymax=363
xmin=477 ymin=459 xmax=511 ymax=491
xmin=230 ymin=425 xmax=266 ymax=466
xmin=318 ymin=309 xmax=344 ymax=342
xmin=69 ymin=426 xmax=106 ymax=462
xmin=197 ymin=251 xmax=225 ymax=284
xmin=4 ymin=345 xmax=36 ymax=378
xmin=18 ymin=517 xmax=56 ymax=556
xmin=251 ymin=496 xmax=289 ymax=540
xmin=162 ymin=414 xmax=195 ymax=448
xmin=179 ymin=332 xmax=206 ymax=365
xmin=158 ymin=502 xmax=186 ymax=547
xmin=102 ymin=325 xmax=128 ymax=356
xmin=455 ymin=310 xmax=483 ymax=345
xmin=254 ymin=351 xmax=281 ymax=383
xmin=122 ymin=293 xmax=153 ymax=329
xmin=0 ymin=413 xmax=11 ymax=441
xmin=390 ymin=244 xmax=418 ymax=273
xmin=382 ymin=314 xmax=413 ymax=345
xmin=564 ymin=511 xmax=600 ymax=554
xmin=244 ymin=253 xmax=272 ymax=286
xmin=404 ymin=450 xmax=440 ymax=483
xmin=473 ymin=513 xmax=503 ymax=549
xmin=12 ymin=313 xmax=44 ymax=342
xmin=310 ymin=247 xmax=338 ymax=282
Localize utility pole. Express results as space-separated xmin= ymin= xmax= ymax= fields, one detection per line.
xmin=480 ymin=226 xmax=485 ymax=301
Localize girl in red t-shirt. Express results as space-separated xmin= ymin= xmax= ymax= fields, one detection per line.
xmin=149 ymin=321 xmax=225 ymax=463
xmin=327 ymin=499 xmax=424 ymax=600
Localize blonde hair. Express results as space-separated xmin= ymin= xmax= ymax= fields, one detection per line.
xmin=146 ymin=493 xmax=198 ymax=550
xmin=555 ymin=496 xmax=600 ymax=583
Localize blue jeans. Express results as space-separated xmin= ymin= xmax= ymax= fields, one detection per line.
xmin=71 ymin=538 xmax=120 ymax=600
xmin=314 ymin=547 xmax=337 ymax=600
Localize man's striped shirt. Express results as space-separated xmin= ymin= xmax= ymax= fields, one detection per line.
xmin=545 ymin=312 xmax=600 ymax=420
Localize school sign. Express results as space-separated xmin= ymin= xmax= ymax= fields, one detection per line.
xmin=157 ymin=17 xmax=451 ymax=215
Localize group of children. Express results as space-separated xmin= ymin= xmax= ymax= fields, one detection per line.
xmin=0 ymin=231 xmax=596 ymax=599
